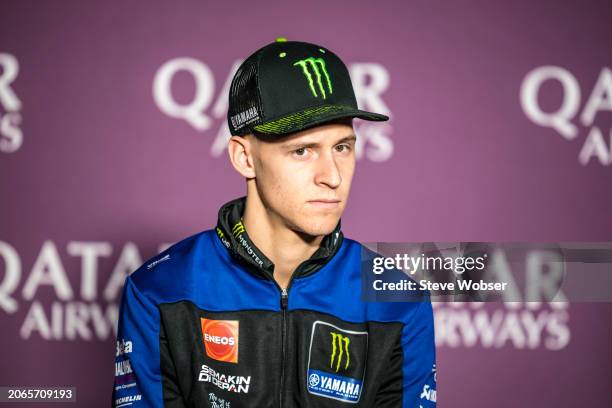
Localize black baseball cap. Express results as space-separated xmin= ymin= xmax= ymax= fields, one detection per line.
xmin=227 ymin=37 xmax=389 ymax=137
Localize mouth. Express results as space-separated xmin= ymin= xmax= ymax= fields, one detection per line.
xmin=307 ymin=199 xmax=341 ymax=209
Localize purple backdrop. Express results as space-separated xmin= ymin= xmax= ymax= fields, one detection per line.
xmin=1 ymin=0 xmax=611 ymax=406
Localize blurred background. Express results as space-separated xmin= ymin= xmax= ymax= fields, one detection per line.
xmin=1 ymin=0 xmax=611 ymax=406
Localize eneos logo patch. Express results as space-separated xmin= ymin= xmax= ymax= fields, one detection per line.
xmin=200 ymin=318 xmax=239 ymax=363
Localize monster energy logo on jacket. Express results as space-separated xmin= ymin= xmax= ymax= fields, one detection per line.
xmin=294 ymin=57 xmax=333 ymax=99
xmin=307 ymin=321 xmax=368 ymax=403
xmin=330 ymin=332 xmax=350 ymax=372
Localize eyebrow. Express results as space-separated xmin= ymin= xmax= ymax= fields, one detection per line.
xmin=282 ymin=134 xmax=357 ymax=150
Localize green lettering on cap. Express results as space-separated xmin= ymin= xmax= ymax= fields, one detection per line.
xmin=275 ymin=37 xmax=287 ymax=42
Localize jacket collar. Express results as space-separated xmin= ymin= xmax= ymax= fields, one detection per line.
xmin=215 ymin=196 xmax=343 ymax=281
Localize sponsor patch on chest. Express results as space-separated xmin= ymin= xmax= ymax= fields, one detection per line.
xmin=307 ymin=321 xmax=368 ymax=403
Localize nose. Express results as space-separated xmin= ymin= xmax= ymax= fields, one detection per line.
xmin=314 ymin=150 xmax=342 ymax=189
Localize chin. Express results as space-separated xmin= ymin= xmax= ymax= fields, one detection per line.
xmin=294 ymin=216 xmax=340 ymax=237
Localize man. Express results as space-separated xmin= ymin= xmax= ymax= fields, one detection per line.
xmin=112 ymin=38 xmax=436 ymax=408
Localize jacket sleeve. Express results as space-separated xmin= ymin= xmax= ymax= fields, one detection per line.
xmin=112 ymin=275 xmax=185 ymax=408
xmin=401 ymin=299 xmax=437 ymax=407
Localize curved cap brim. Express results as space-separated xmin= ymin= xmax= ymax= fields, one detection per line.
xmin=251 ymin=105 xmax=389 ymax=136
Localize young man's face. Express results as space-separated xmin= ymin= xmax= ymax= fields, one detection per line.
xmin=248 ymin=119 xmax=356 ymax=237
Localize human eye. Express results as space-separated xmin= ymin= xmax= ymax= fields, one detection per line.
xmin=292 ymin=146 xmax=311 ymax=159
xmin=334 ymin=143 xmax=352 ymax=153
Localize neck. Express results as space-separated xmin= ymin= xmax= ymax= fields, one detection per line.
xmin=242 ymin=192 xmax=323 ymax=289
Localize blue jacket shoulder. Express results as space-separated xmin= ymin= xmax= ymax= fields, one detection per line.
xmin=128 ymin=229 xmax=216 ymax=302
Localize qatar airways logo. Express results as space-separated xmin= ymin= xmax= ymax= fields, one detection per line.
xmin=434 ymin=302 xmax=570 ymax=351
xmin=0 ymin=240 xmax=172 ymax=341
xmin=201 ymin=318 xmax=239 ymax=363
xmin=0 ymin=53 xmax=23 ymax=153
xmin=153 ymin=58 xmax=394 ymax=162
xmin=521 ymin=66 xmax=612 ymax=166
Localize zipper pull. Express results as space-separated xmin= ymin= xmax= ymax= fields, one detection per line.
xmin=280 ymin=287 xmax=288 ymax=309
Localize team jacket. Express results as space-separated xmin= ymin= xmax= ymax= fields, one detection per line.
xmin=112 ymin=196 xmax=437 ymax=408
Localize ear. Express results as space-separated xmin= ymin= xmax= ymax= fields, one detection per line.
xmin=227 ymin=135 xmax=256 ymax=179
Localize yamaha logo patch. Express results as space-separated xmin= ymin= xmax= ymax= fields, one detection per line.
xmin=307 ymin=321 xmax=368 ymax=403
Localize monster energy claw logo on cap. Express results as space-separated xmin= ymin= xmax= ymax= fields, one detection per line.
xmin=293 ymin=57 xmax=333 ymax=99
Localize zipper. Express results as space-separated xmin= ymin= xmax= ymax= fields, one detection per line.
xmin=279 ymin=286 xmax=288 ymax=408
xmin=263 ymin=271 xmax=296 ymax=408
